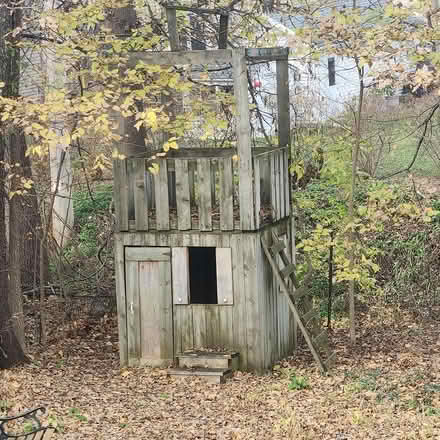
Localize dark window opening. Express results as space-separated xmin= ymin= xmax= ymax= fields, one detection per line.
xmin=328 ymin=57 xmax=336 ymax=86
xmin=189 ymin=247 xmax=218 ymax=304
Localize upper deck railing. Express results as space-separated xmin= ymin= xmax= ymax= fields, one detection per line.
xmin=113 ymin=146 xmax=290 ymax=232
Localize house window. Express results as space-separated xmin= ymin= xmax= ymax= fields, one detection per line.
xmin=189 ymin=247 xmax=218 ymax=304
xmin=172 ymin=247 xmax=233 ymax=305
xmin=328 ymin=57 xmax=336 ymax=86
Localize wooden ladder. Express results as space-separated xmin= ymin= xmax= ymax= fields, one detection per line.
xmin=261 ymin=230 xmax=335 ymax=373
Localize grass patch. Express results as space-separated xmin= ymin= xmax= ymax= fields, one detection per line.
xmin=377 ymin=137 xmax=439 ymax=178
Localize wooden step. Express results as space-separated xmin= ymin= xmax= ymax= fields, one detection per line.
xmin=168 ymin=367 xmax=233 ymax=384
xmin=270 ymin=239 xmax=286 ymax=254
xmin=177 ymin=351 xmax=239 ymax=370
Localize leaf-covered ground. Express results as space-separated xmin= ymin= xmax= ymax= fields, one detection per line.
xmin=1 ymin=303 xmax=440 ymax=439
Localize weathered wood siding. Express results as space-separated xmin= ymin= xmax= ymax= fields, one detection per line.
xmin=115 ymin=220 xmax=296 ymax=372
xmin=123 ymin=247 xmax=173 ymax=367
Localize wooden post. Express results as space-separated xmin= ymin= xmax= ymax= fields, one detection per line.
xmin=276 ymin=59 xmax=290 ymax=148
xmin=232 ymin=48 xmax=255 ymax=230
xmin=166 ymin=7 xmax=180 ymax=51
xmin=218 ymin=14 xmax=229 ymax=49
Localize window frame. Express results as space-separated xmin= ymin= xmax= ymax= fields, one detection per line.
xmin=172 ymin=247 xmax=233 ymax=305
xmin=328 ymin=57 xmax=336 ymax=86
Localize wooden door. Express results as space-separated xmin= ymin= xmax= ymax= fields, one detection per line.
xmin=124 ymin=247 xmax=173 ymax=366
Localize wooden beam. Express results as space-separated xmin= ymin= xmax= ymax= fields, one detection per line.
xmin=166 ymin=7 xmax=180 ymax=51
xmin=127 ymin=49 xmax=232 ymax=67
xmin=218 ymin=14 xmax=229 ymax=49
xmin=166 ymin=5 xmax=228 ymax=15
xmin=276 ymin=59 xmax=290 ymax=148
xmin=232 ymin=48 xmax=255 ymax=230
xmin=246 ymin=47 xmax=289 ymax=61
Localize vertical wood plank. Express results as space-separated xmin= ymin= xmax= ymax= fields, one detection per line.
xmin=173 ymin=306 xmax=182 ymax=356
xmin=274 ymin=152 xmax=280 ymax=220
xmin=180 ymin=307 xmax=194 ymax=351
xmin=175 ymin=160 xmax=191 ymax=230
xmin=126 ymin=260 xmax=140 ymax=366
xmin=276 ymin=152 xmax=281 ymax=220
xmin=154 ymin=159 xmax=170 ymax=230
xmin=232 ymin=48 xmax=255 ymax=230
xmin=216 ymin=247 xmax=234 ymax=305
xmin=193 ymin=306 xmax=207 ymax=348
xmin=114 ymin=159 xmax=129 ymax=231
xmin=276 ymin=59 xmax=290 ymax=149
xmin=256 ymin=237 xmax=268 ymax=367
xmin=146 ymin=170 xmax=155 ymax=211
xmin=253 ymin=156 xmax=261 ymax=229
xmin=279 ymin=151 xmax=285 ymax=219
xmin=189 ymin=161 xmax=196 ymax=208
xmin=218 ymin=14 xmax=229 ymax=49
xmin=197 ymin=159 xmax=212 ymax=231
xmin=206 ymin=305 xmax=219 ymax=348
xmin=127 ymin=159 xmax=135 ymax=222
xmin=270 ymin=153 xmax=276 ymax=221
xmin=211 ymin=160 xmax=217 ymax=210
xmin=115 ymin=235 xmax=127 ymax=366
xmin=243 ymin=234 xmax=263 ymax=371
xmin=284 ymin=149 xmax=290 ymax=216
xmin=218 ymin=305 xmax=233 ymax=349
xmin=231 ymin=235 xmax=248 ymax=369
xmin=172 ymin=247 xmax=190 ymax=305
xmin=166 ymin=7 xmax=180 ymax=51
xmin=139 ymin=261 xmax=160 ymax=361
xmin=159 ymin=259 xmax=174 ymax=362
xmin=168 ymin=161 xmax=177 ymax=209
xmin=219 ymin=157 xmax=234 ymax=231
xmin=134 ymin=159 xmax=148 ymax=231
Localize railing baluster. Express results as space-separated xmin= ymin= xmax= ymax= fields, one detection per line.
xmin=197 ymin=158 xmax=212 ymax=231
xmin=220 ymin=156 xmax=234 ymax=231
xmin=154 ymin=159 xmax=170 ymax=230
xmin=175 ymin=159 xmax=191 ymax=230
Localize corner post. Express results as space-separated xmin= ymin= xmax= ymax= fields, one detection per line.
xmin=232 ymin=48 xmax=255 ymax=230
xmin=276 ymin=58 xmax=290 ymax=148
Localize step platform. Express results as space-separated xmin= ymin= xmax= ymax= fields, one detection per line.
xmin=168 ymin=351 xmax=239 ymax=383
xmin=168 ymin=367 xmax=233 ymax=384
xmin=177 ymin=350 xmax=239 ymax=370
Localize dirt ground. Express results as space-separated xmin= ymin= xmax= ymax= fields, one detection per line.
xmin=1 ymin=303 xmax=440 ymax=440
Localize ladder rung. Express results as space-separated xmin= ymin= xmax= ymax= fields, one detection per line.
xmin=280 ymin=263 xmax=295 ymax=279
xmin=313 ymin=329 xmax=328 ymax=347
xmin=270 ymin=239 xmax=286 ymax=254
xmin=303 ymin=308 xmax=319 ymax=324
xmin=292 ymin=287 xmax=308 ymax=301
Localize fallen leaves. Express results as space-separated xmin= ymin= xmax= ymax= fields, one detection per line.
xmin=1 ymin=304 xmax=440 ymax=439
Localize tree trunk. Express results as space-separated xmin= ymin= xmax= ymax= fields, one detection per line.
xmin=0 ymin=1 xmax=28 ymax=367
xmin=109 ymin=2 xmax=147 ymax=158
xmin=8 ymin=131 xmax=26 ymax=350
xmin=0 ymin=132 xmax=26 ymax=368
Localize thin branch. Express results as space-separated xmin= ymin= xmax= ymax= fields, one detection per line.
xmin=379 ymin=103 xmax=440 ymax=180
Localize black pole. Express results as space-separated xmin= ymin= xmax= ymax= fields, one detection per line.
xmin=327 ymin=230 xmax=334 ymax=329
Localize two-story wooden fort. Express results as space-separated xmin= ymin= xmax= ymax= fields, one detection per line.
xmin=113 ymin=10 xmax=333 ymax=379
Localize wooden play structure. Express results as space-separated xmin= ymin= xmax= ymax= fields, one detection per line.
xmin=113 ymin=9 xmax=334 ymax=377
